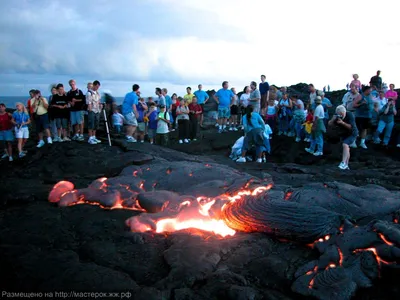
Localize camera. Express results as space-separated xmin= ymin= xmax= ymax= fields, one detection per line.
xmin=335 ymin=114 xmax=343 ymax=119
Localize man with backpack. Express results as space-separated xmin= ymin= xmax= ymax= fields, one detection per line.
xmin=67 ymin=79 xmax=86 ymax=141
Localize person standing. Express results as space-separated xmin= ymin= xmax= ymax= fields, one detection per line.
xmin=26 ymin=89 xmax=36 ymax=122
xmin=176 ymin=99 xmax=190 ymax=143
xmin=12 ymin=103 xmax=31 ymax=158
xmin=229 ymin=87 xmax=239 ymax=131
xmin=194 ymin=84 xmax=209 ymax=127
xmin=370 ymin=70 xmax=382 ymax=91
xmin=156 ymin=105 xmax=170 ymax=146
xmin=385 ymin=84 xmax=398 ymax=105
xmin=0 ymin=103 xmax=14 ymax=161
xmin=155 ymin=88 xmax=166 ymax=107
xmin=308 ymin=84 xmax=318 ymax=109
xmin=328 ymin=105 xmax=358 ymax=170
xmin=214 ymin=81 xmax=235 ymax=133
xmin=353 ymin=85 xmax=373 ymax=149
xmin=162 ymin=88 xmax=172 ymax=113
xmin=86 ymin=80 xmax=102 ymax=144
xmin=188 ymin=96 xmax=203 ymax=141
xmin=249 ymin=81 xmax=261 ymax=113
xmin=67 ymin=79 xmax=86 ymax=141
xmin=305 ymin=96 xmax=325 ymax=156
xmin=121 ymin=84 xmax=140 ymax=143
xmin=319 ymin=91 xmax=333 ymax=127
xmin=259 ymin=75 xmax=270 ymax=110
xmin=48 ymin=86 xmax=58 ymax=138
xmin=50 ymin=84 xmax=70 ymax=142
xmin=183 ymin=87 xmax=194 ymax=105
xmin=31 ymin=90 xmax=52 ymax=147
xmin=374 ymin=99 xmax=397 ymax=147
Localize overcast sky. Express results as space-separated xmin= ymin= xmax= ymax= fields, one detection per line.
xmin=0 ymin=0 xmax=399 ymax=96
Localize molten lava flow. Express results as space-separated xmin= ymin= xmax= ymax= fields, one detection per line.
xmin=378 ymin=233 xmax=394 ymax=246
xmin=353 ymin=248 xmax=393 ymax=266
xmin=150 ymin=185 xmax=273 ymax=237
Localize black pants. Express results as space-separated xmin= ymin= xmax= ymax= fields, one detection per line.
xmin=178 ymin=119 xmax=189 ymax=140
xmin=189 ymin=116 xmax=199 ymax=139
xmin=155 ymin=133 xmax=169 ymax=146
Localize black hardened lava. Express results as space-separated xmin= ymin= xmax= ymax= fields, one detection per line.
xmin=49 ymin=162 xmax=400 ymax=300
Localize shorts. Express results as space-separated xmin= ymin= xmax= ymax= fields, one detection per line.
xmin=199 ymin=103 xmax=204 ymax=113
xmin=148 ymin=128 xmax=156 ymax=139
xmin=70 ymin=111 xmax=84 ymax=125
xmin=55 ymin=118 xmax=68 ymax=129
xmin=35 ymin=113 xmax=49 ymax=132
xmin=88 ymin=111 xmax=100 ymax=130
xmin=0 ymin=129 xmax=14 ymax=141
xmin=218 ymin=107 xmax=230 ymax=119
xmin=342 ymin=135 xmax=356 ymax=146
xmin=355 ymin=117 xmax=371 ymax=131
xmin=137 ymin=122 xmax=146 ymax=132
xmin=230 ymin=105 xmax=239 ymax=115
xmin=123 ymin=112 xmax=138 ymax=126
xmin=15 ymin=127 xmax=29 ymax=139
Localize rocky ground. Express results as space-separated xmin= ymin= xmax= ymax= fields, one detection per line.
xmin=0 ymin=125 xmax=400 ymax=300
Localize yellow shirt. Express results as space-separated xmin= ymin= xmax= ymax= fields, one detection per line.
xmin=184 ymin=93 xmax=194 ymax=104
xmin=31 ymin=97 xmax=49 ymax=115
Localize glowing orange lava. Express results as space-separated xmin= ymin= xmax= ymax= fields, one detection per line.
xmin=353 ymin=248 xmax=393 ymax=266
xmin=150 ymin=184 xmax=273 ymax=237
xmin=378 ymin=233 xmax=394 ymax=246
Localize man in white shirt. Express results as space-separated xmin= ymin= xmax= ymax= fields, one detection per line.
xmin=309 ymin=84 xmax=317 ymax=108
xmin=374 ymin=91 xmax=388 ymax=110
xmin=305 ymin=96 xmax=325 ymax=156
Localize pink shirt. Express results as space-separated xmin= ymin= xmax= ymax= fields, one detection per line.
xmin=385 ymin=90 xmax=398 ymax=101
xmin=351 ymin=79 xmax=361 ymax=90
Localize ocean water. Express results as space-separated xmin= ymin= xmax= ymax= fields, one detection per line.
xmin=0 ymin=96 xmax=125 ymax=108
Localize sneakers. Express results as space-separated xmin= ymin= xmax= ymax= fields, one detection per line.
xmin=359 ymin=143 xmax=367 ymax=149
xmin=373 ymin=138 xmax=381 ymax=144
xmin=53 ymin=136 xmax=63 ymax=142
xmin=262 ymin=157 xmax=266 ymax=163
xmin=349 ymin=142 xmax=357 ymax=148
xmin=232 ymin=127 xmax=238 ymax=132
xmin=256 ymin=158 xmax=262 ymax=163
xmin=192 ymin=138 xmax=197 ymax=141
xmin=397 ymin=144 xmax=400 ymax=148
xmin=1 ymin=153 xmax=8 ymax=159
xmin=229 ymin=127 xmax=233 ymax=131
xmin=305 ymin=148 xmax=314 ymax=154
xmin=304 ymin=138 xmax=310 ymax=142
xmin=338 ymin=162 xmax=350 ymax=170
xmin=37 ymin=140 xmax=45 ymax=148
xmin=184 ymin=139 xmax=189 ymax=144
xmin=236 ymin=157 xmax=246 ymax=163
xmin=140 ymin=140 xmax=144 ymax=143
xmin=313 ymin=151 xmax=323 ymax=156
xmin=218 ymin=129 xmax=223 ymax=134
xmin=93 ymin=137 xmax=101 ymax=143
xmin=295 ymin=137 xmax=301 ymax=142
xmin=19 ymin=152 xmax=26 ymax=158
xmin=63 ymin=137 xmax=71 ymax=142
xmin=179 ymin=140 xmax=183 ymax=144
xmin=72 ymin=134 xmax=79 ymax=141
xmin=77 ymin=135 xmax=85 ymax=141
xmin=215 ymin=123 xmax=219 ymax=127
xmin=125 ymin=136 xmax=136 ymax=143
xmin=9 ymin=156 xmax=13 ymax=162
xmin=47 ymin=137 xmax=53 ymax=144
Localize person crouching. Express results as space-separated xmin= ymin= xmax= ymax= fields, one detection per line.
xmin=156 ymin=105 xmax=170 ymax=146
xmin=328 ymin=105 xmax=358 ymax=170
xmin=305 ymin=96 xmax=325 ymax=156
xmin=236 ymin=105 xmax=266 ymax=163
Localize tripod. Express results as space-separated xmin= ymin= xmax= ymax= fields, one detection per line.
xmin=101 ymin=104 xmax=112 ymax=146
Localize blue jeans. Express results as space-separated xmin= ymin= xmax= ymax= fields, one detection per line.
xmin=310 ymin=133 xmax=323 ymax=152
xmin=375 ymin=120 xmax=394 ymax=145
xmin=294 ymin=121 xmax=303 ymax=138
xmin=279 ymin=115 xmax=289 ymax=133
xmin=114 ymin=125 xmax=122 ymax=134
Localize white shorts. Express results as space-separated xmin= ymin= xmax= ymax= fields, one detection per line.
xmin=15 ymin=127 xmax=29 ymax=139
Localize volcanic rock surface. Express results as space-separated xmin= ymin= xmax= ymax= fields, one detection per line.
xmin=1 ymin=128 xmax=400 ymax=300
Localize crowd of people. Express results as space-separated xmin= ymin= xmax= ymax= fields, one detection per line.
xmin=0 ymin=71 xmax=398 ymax=169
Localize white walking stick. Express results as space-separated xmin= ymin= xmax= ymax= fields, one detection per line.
xmin=103 ymin=108 xmax=112 ymax=146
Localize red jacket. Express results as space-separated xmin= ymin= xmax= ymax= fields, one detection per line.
xmin=188 ymin=103 xmax=203 ymax=119
xmin=306 ymin=113 xmax=313 ymax=122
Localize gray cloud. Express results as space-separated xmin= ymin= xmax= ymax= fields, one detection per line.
xmin=0 ymin=0 xmax=246 ymax=89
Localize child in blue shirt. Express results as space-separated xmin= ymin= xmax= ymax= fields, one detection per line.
xmin=145 ymin=103 xmax=158 ymax=144
xmin=11 ymin=102 xmax=31 ymax=158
